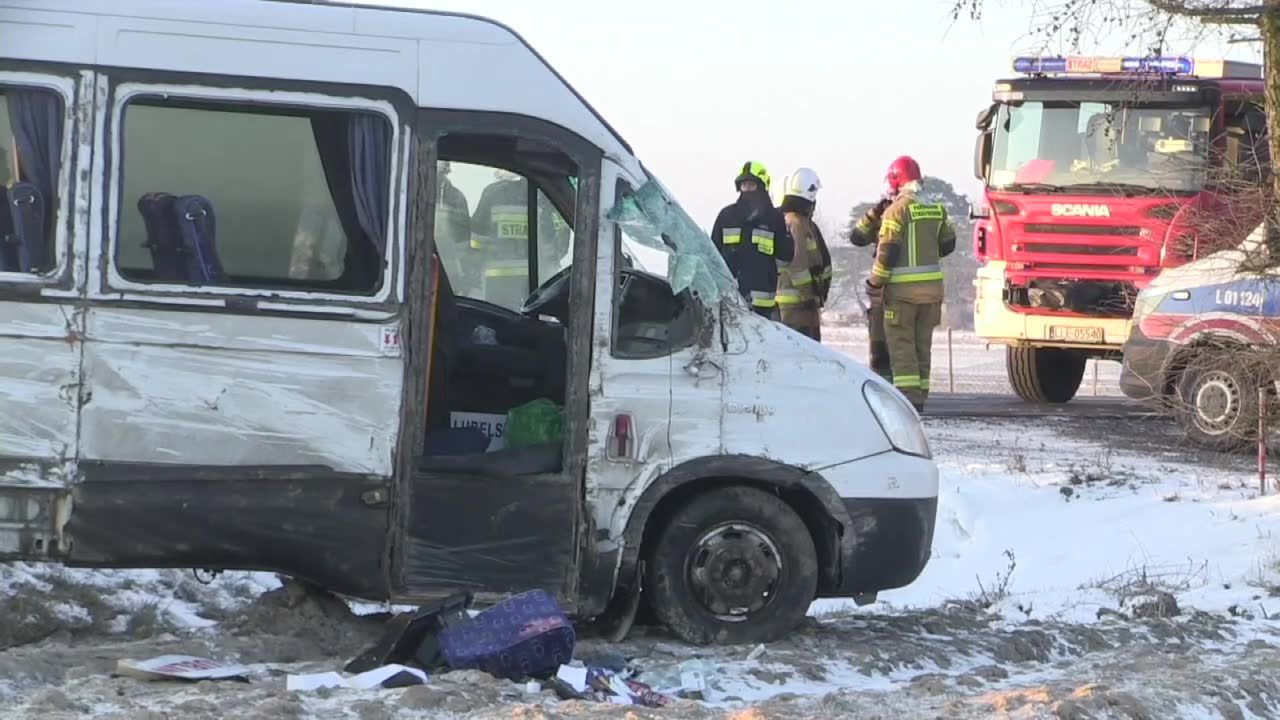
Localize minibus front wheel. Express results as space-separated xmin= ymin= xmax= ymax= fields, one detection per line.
xmin=645 ymin=485 xmax=818 ymax=645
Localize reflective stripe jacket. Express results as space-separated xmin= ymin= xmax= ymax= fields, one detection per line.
xmin=868 ymin=188 xmax=957 ymax=303
xmin=470 ymin=178 xmax=565 ymax=286
xmin=711 ymin=195 xmax=794 ymax=308
xmin=777 ymin=212 xmax=825 ymax=308
xmin=811 ymin=223 xmax=833 ymax=307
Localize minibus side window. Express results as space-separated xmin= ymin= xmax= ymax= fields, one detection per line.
xmin=434 ymin=160 xmax=574 ymax=312
xmin=0 ymin=85 xmax=64 ymax=275
xmin=115 ymin=97 xmax=392 ymax=294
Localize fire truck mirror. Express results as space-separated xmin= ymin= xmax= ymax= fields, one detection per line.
xmin=974 ymin=131 xmax=993 ymax=182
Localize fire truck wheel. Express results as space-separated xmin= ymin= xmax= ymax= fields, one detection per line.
xmin=1007 ymin=347 xmax=1086 ymax=404
xmin=645 ymin=486 xmax=818 ymax=646
xmin=1175 ymin=351 xmax=1268 ymax=452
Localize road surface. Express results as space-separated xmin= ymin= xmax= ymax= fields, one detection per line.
xmin=923 ymin=393 xmax=1158 ymax=420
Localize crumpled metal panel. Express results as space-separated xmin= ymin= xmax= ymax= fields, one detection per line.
xmin=607 ymin=180 xmax=735 ymax=303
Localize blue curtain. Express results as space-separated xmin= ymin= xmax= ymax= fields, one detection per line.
xmin=311 ymin=112 xmax=390 ymax=288
xmin=348 ymin=114 xmax=390 ymax=258
xmin=7 ymin=89 xmax=63 ymax=199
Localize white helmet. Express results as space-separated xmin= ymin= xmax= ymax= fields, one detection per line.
xmin=781 ymin=168 xmax=822 ymax=202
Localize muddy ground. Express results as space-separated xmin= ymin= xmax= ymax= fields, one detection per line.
xmin=3 ymin=415 xmax=1280 ymax=719
xmin=2 ymin=584 xmax=1279 ymax=719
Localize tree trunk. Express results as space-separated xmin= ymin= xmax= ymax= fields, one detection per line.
xmin=1263 ymin=2 xmax=1280 ymax=249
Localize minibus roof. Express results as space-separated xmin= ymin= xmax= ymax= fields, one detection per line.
xmin=1 ymin=0 xmax=641 ymax=175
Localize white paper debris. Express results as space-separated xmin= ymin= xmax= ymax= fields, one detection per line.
xmin=680 ymin=670 xmax=707 ymax=693
xmin=286 ymin=672 xmax=347 ymax=692
xmin=556 ymin=664 xmax=588 ymax=693
xmin=346 ymin=665 xmax=427 ymax=690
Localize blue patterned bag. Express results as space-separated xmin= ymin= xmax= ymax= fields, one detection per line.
xmin=438 ymin=589 xmax=575 ymax=680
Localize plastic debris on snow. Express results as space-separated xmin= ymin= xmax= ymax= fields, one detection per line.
xmin=287 ymin=664 xmax=427 ymax=691
xmin=549 ymin=662 xmax=673 ymax=708
xmin=115 ymin=655 xmax=251 ymax=683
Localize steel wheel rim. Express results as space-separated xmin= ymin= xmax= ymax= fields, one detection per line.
xmin=1193 ymin=371 xmax=1240 ymax=436
xmin=685 ymin=521 xmax=783 ymax=622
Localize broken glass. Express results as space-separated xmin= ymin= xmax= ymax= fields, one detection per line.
xmin=606 ymin=178 xmax=735 ymax=304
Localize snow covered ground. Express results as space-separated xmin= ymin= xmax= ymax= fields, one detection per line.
xmin=2 ymin=413 xmax=1279 ymax=718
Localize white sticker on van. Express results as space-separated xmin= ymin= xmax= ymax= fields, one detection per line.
xmin=450 ymin=412 xmax=506 ymax=451
xmin=380 ymin=326 xmax=401 ymax=356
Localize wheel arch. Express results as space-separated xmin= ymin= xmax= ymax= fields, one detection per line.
xmin=1161 ymin=333 xmax=1255 ymax=397
xmin=617 ymin=455 xmax=854 ymax=597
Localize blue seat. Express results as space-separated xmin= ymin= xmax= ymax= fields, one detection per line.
xmin=173 ymin=195 xmax=223 ymax=284
xmin=136 ymin=193 xmax=224 ymax=284
xmin=138 ymin=192 xmax=184 ymax=282
xmin=8 ymin=182 xmax=46 ymax=273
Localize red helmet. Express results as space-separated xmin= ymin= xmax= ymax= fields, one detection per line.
xmin=886 ymin=156 xmax=922 ymax=192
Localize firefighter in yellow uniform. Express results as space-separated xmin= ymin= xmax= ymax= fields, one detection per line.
xmin=864 ymin=156 xmax=956 ymax=412
xmin=849 ymin=193 xmax=895 ymax=381
xmin=470 ymin=170 xmax=564 ymax=310
xmin=775 ymin=168 xmax=828 ymax=340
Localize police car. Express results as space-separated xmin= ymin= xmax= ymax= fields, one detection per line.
xmin=1120 ymin=223 xmax=1279 ymax=450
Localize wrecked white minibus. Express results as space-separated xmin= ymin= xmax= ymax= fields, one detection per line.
xmin=0 ymin=0 xmax=939 ymax=644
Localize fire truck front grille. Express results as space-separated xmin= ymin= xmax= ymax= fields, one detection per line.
xmin=1021 ymin=244 xmax=1139 ymax=256
xmin=1023 ymin=224 xmax=1142 ymax=236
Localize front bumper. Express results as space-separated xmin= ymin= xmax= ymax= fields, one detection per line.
xmin=1119 ymin=324 xmax=1174 ymax=401
xmin=816 ymin=452 xmax=938 ymax=597
xmin=827 ymin=496 xmax=936 ymax=597
xmin=974 ymin=262 xmax=1129 ymax=351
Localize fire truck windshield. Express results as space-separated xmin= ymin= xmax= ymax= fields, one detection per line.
xmin=988 ymin=100 xmax=1211 ymax=194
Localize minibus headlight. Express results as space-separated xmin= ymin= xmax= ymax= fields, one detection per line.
xmin=862 ymin=381 xmax=931 ymax=458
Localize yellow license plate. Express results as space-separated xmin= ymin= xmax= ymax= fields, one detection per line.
xmin=1048 ymin=326 xmax=1104 ymax=344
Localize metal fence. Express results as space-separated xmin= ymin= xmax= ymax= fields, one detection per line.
xmin=819 ymin=324 xmax=1124 ymax=397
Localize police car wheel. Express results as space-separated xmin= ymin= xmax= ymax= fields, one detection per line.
xmin=645 ymin=486 xmax=817 ymax=646
xmin=1176 ymin=352 xmax=1268 ymax=452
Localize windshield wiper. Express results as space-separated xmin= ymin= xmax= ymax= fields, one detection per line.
xmin=1060 ymin=182 xmax=1162 ymax=197
xmin=1002 ymin=182 xmax=1066 ymax=194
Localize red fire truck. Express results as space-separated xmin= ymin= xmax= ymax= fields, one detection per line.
xmin=971 ymin=56 xmax=1268 ymax=403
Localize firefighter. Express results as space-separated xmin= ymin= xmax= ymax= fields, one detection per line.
xmin=864 ymin=156 xmax=956 ymax=412
xmin=711 ymin=161 xmax=794 ymax=318
xmin=435 ymin=161 xmax=477 ymax=294
xmin=469 ymin=170 xmax=562 ymax=309
xmin=848 ymin=192 xmax=895 ymax=382
xmin=775 ymin=168 xmax=828 ymax=340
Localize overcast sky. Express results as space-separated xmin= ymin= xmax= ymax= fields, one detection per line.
xmin=351 ymin=0 xmax=1262 ymax=233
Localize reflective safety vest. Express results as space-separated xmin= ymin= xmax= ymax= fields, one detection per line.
xmin=869 ymin=190 xmax=957 ymax=303
xmin=711 ymin=195 xmax=794 ymax=309
xmin=471 ymin=180 xmax=533 ymax=306
xmin=777 ymin=211 xmax=823 ymax=308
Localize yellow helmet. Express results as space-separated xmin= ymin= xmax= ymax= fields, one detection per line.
xmin=734 ymin=161 xmax=770 ymax=192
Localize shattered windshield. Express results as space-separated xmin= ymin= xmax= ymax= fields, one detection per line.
xmin=990 ymin=101 xmax=1210 ymax=193
xmin=606 ymin=171 xmax=736 ymax=304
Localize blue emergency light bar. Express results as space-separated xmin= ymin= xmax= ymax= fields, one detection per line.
xmin=1012 ymin=56 xmax=1195 ymax=75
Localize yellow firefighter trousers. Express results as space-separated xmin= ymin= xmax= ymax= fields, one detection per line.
xmin=884 ymin=300 xmax=942 ymax=411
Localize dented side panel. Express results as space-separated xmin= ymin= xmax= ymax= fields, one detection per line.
xmin=0 ymin=302 xmax=82 ymax=465
xmin=79 ymin=308 xmax=403 ymax=475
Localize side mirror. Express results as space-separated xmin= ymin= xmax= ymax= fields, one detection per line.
xmin=973 ymin=131 xmax=993 ymax=182
xmin=969 ymin=203 xmax=990 ymax=221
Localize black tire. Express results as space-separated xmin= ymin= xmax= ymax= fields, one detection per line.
xmin=1007 ymin=346 xmax=1087 ymax=404
xmin=1175 ymin=351 xmax=1268 ymax=452
xmin=645 ymin=486 xmax=817 ymax=646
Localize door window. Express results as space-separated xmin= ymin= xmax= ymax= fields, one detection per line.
xmin=611 ymin=181 xmax=700 ymax=358
xmin=434 ymin=161 xmax=574 ymax=312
